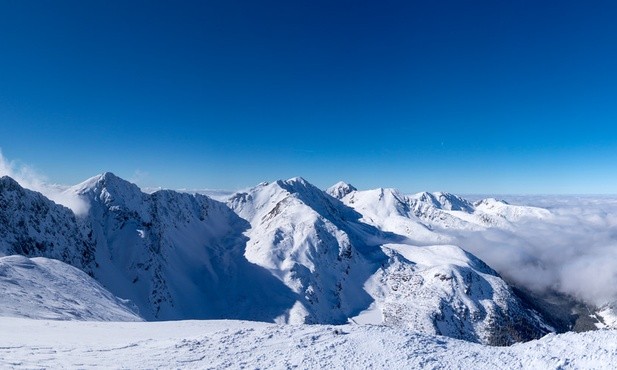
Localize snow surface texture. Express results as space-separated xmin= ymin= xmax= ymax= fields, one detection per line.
xmin=0 ymin=318 xmax=616 ymax=369
xmin=0 ymin=255 xmax=141 ymax=321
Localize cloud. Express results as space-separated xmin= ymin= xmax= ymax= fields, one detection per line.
xmin=129 ymin=169 xmax=149 ymax=186
xmin=445 ymin=196 xmax=617 ymax=308
xmin=0 ymin=151 xmax=89 ymax=216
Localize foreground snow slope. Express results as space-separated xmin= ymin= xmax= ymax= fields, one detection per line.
xmin=0 ymin=317 xmax=615 ymax=369
xmin=0 ymin=255 xmax=142 ymax=321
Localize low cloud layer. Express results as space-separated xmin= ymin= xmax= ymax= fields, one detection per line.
xmin=449 ymin=196 xmax=617 ymax=308
xmin=0 ymin=152 xmax=89 ymax=216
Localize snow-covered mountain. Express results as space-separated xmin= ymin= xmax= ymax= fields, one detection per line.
xmin=229 ymin=177 xmax=390 ymax=325
xmin=0 ymin=172 xmax=567 ymax=344
xmin=228 ymin=177 xmax=549 ymax=344
xmin=326 ymin=181 xmax=357 ymax=199
xmin=68 ymin=172 xmax=294 ymax=321
xmin=0 ymin=255 xmax=141 ymax=321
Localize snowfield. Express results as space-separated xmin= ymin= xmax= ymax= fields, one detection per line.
xmin=1 ymin=317 xmax=616 ymax=369
xmin=0 ymin=255 xmax=141 ymax=322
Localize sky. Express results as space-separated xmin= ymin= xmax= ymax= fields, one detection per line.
xmin=1 ymin=0 xmax=617 ymax=194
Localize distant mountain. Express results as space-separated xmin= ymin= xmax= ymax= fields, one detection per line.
xmin=326 ymin=181 xmax=357 ymax=199
xmin=340 ymin=187 xmax=552 ymax=236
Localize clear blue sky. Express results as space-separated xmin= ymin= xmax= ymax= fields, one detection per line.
xmin=1 ymin=0 xmax=616 ymax=193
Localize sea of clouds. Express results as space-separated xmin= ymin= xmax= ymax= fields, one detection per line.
xmin=449 ymin=195 xmax=617 ymax=308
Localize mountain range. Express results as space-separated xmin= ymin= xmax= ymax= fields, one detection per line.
xmin=2 ymin=172 xmax=610 ymax=345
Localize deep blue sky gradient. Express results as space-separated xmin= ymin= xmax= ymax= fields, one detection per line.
xmin=1 ymin=1 xmax=617 ymax=193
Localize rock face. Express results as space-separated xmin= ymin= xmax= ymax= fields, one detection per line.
xmin=0 ymin=176 xmax=95 ymax=273
xmin=1 ymin=173 xmax=551 ymax=344
xmin=366 ymin=244 xmax=550 ymax=345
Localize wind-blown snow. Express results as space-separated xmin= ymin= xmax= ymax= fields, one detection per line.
xmin=0 ymin=151 xmax=89 ymax=215
xmin=0 ymin=317 xmax=615 ymax=369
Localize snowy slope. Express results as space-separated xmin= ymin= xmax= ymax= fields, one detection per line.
xmin=0 ymin=255 xmax=141 ymax=321
xmin=0 ymin=317 xmax=615 ymax=369
xmin=362 ymin=244 xmax=549 ymax=345
xmin=229 ymin=177 xmax=382 ymax=324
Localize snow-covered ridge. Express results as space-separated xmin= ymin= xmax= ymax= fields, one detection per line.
xmin=0 ymin=175 xmax=95 ymax=272
xmin=326 ymin=181 xmax=357 ymax=199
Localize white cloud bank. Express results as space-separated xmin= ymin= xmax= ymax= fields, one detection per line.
xmin=449 ymin=196 xmax=617 ymax=308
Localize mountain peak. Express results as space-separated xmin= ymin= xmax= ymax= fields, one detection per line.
xmin=410 ymin=192 xmax=474 ymax=212
xmin=433 ymin=192 xmax=475 ymax=212
xmin=74 ymin=172 xmax=139 ymax=193
xmin=274 ymin=176 xmax=324 ymax=195
xmin=474 ymin=198 xmax=507 ymax=207
xmin=411 ymin=192 xmax=441 ymax=207
xmin=99 ymin=171 xmax=121 ymax=182
xmin=326 ymin=181 xmax=357 ymax=199
xmin=0 ymin=175 xmax=22 ymax=191
xmin=70 ymin=172 xmax=145 ymax=212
